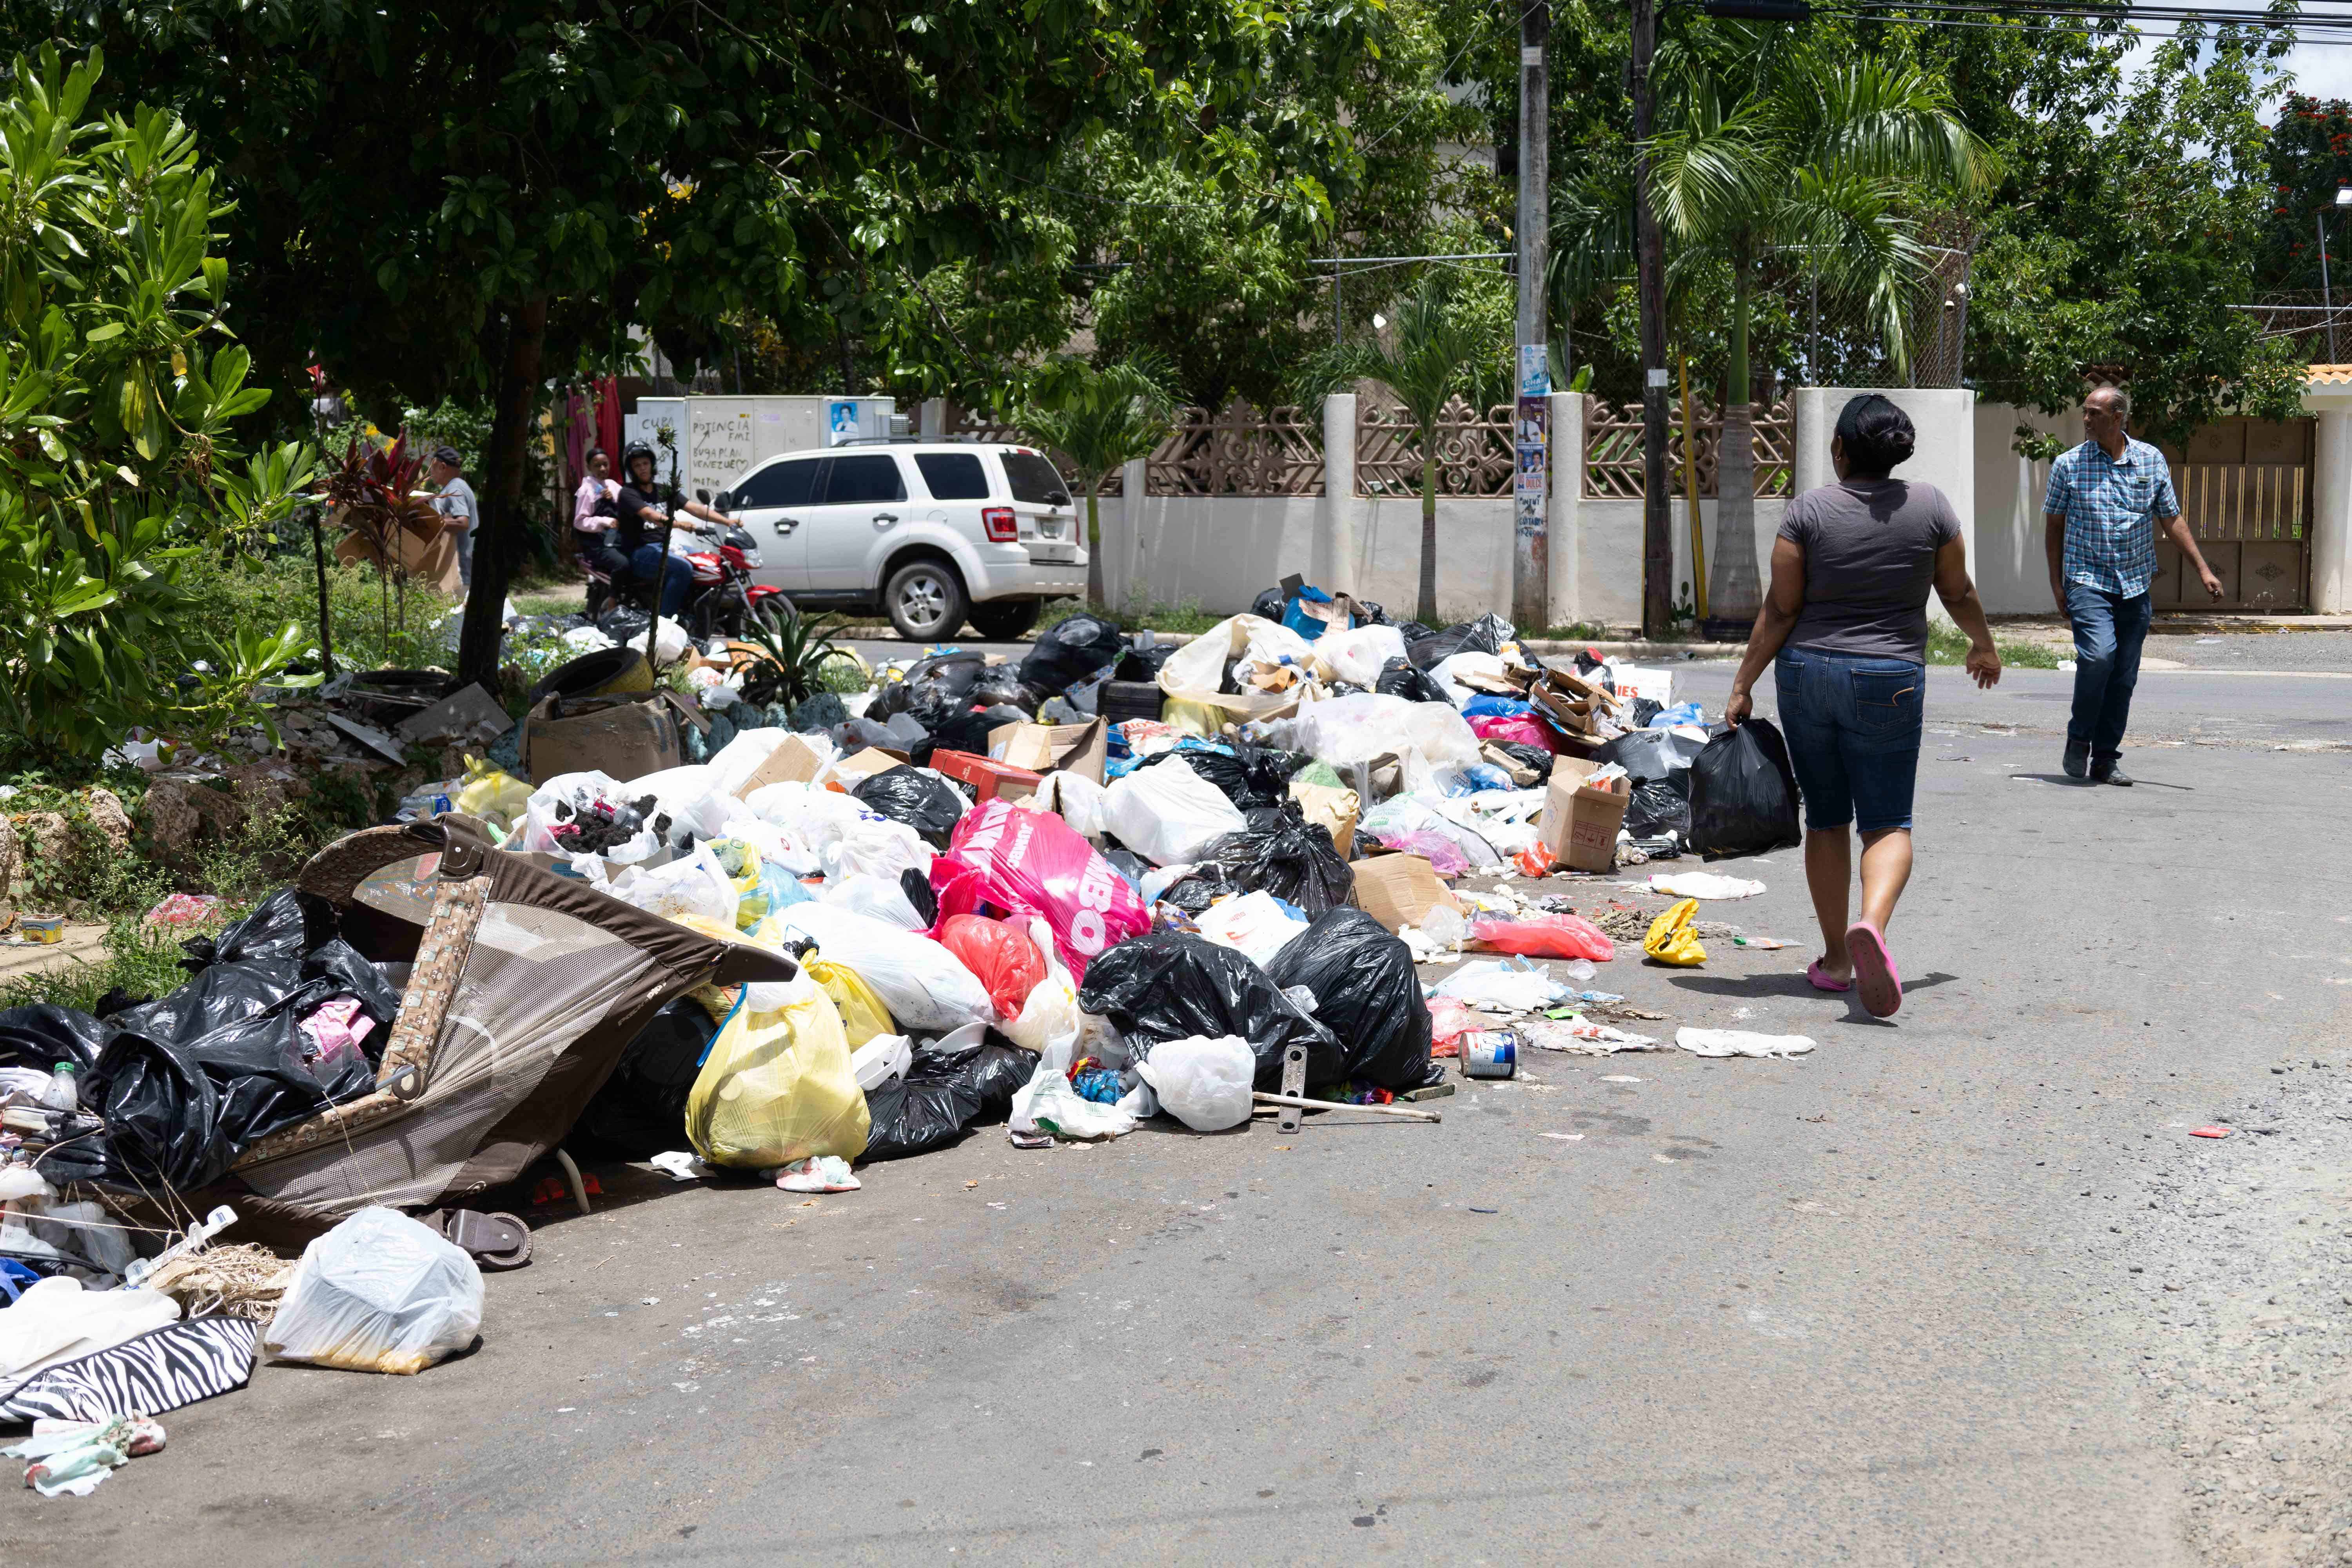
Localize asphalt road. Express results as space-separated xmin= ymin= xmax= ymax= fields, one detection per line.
xmin=17 ymin=643 xmax=2352 ymax=1564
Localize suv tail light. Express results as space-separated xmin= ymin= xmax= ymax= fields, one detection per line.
xmin=981 ymin=506 xmax=1018 ymax=542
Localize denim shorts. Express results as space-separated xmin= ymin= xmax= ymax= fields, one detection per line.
xmin=1772 ymin=646 xmax=1926 ymax=833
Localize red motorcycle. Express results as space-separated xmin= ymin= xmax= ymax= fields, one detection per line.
xmin=582 ymin=513 xmax=794 ymax=640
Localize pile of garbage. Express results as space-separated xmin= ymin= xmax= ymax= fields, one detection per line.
xmin=0 ymin=584 xmax=1813 ymax=1499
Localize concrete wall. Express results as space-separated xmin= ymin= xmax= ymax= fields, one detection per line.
xmin=2301 ymin=387 xmax=2352 ymax=613
xmin=1972 ymin=401 xmax=2080 ymax=615
xmin=1793 ymin=387 xmax=1978 ymax=624
xmin=1100 ymin=385 xmax=1955 ymax=632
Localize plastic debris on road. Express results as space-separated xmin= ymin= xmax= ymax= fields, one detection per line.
xmin=1675 ymin=1028 xmax=1817 ymax=1058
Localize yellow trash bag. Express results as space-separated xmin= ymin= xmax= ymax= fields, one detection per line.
xmin=684 ymin=976 xmax=870 ymax=1168
xmin=453 ymin=757 xmax=530 ymax=835
xmin=804 ymin=958 xmax=895 ymax=1048
xmin=1642 ymin=897 xmax=1707 ymax=967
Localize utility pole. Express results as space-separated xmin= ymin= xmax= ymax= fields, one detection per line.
xmin=1511 ymin=0 xmax=1553 ymax=635
xmin=1633 ymin=0 xmax=1673 ymax=638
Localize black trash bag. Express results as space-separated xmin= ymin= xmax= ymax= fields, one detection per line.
xmin=899 ymin=867 xmax=940 ymax=928
xmin=94 ymin=889 xmax=394 ymax=1189
xmin=1489 ymin=739 xmax=1555 ymax=785
xmin=1076 ymin=931 xmax=1344 ymax=1090
xmin=1136 ymin=744 xmax=1300 ymax=812
xmin=860 ymin=1034 xmax=1037 ymax=1162
xmin=1375 ymin=656 xmax=1452 ymax=705
xmin=1353 ymin=599 xmax=1393 ymax=626
xmin=1405 ymin=612 xmax=1514 ymax=670
xmin=1394 ymin=618 xmax=1435 ymax=645
xmin=1628 ymin=696 xmax=1663 ymax=728
xmin=569 ymin=997 xmax=716 ymax=1160
xmin=1261 ymin=907 xmax=1432 ymax=1090
xmin=854 ymin=765 xmax=967 ymax=848
xmin=968 ymin=669 xmax=1042 ymax=712
xmin=1688 ymin=718 xmax=1803 ymax=860
xmin=1194 ymin=816 xmax=1354 ymax=916
xmin=1250 ymin=584 xmax=1287 ymax=621
xmin=1103 ymin=849 xmax=1149 ymax=898
xmin=1018 ymin=613 xmax=1127 ymax=696
xmin=1109 ymin=642 xmax=1176 ymax=682
xmin=924 ymin=702 xmax=1029 ymax=759
xmin=1593 ymin=726 xmax=1706 ymax=784
xmin=1624 ymin=774 xmax=1693 ymax=839
xmin=875 ymin=651 xmax=987 ymax=720
xmin=0 ymin=1004 xmax=109 ymax=1077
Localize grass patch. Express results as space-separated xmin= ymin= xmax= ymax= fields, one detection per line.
xmin=1533 ymin=622 xmax=1617 ymax=642
xmin=510 ymin=588 xmax=586 ymax=619
xmin=0 ymin=915 xmax=206 ymax=1014
xmin=1926 ymin=622 xmax=2062 ymax=670
xmin=1037 ymin=597 xmax=1227 ymax=636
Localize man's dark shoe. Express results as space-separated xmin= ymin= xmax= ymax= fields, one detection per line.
xmin=2091 ymin=762 xmax=2133 ymax=787
xmin=2063 ymin=739 xmax=2090 ymax=780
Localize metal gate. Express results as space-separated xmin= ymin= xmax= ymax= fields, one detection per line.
xmin=2155 ymin=417 xmax=2312 ymax=611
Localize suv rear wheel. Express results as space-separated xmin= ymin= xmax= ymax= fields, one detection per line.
xmin=883 ymin=557 xmax=968 ymax=641
xmin=968 ymin=599 xmax=1041 ymax=641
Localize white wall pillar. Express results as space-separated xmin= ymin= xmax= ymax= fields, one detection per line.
xmin=1111 ymin=456 xmax=1149 ymax=610
xmin=2309 ymin=405 xmax=2352 ymax=613
xmin=1320 ymin=393 xmax=1359 ymax=596
xmin=1794 ymin=386 xmax=1976 ymax=624
xmin=1546 ymin=391 xmax=1582 ymax=632
xmin=917 ymin=397 xmax=947 ymax=439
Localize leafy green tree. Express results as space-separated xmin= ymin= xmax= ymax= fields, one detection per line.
xmin=2258 ymin=93 xmax=2352 ymax=301
xmin=1636 ymin=38 xmax=1989 ymax=624
xmin=1967 ymin=19 xmax=2305 ymax=449
xmin=1296 ymin=272 xmax=1504 ymax=625
xmin=0 ymin=47 xmax=314 ymax=758
xmin=1014 ymin=356 xmax=1181 ymax=610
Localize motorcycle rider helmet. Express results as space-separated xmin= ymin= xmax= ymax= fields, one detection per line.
xmin=622 ymin=441 xmax=658 ymax=486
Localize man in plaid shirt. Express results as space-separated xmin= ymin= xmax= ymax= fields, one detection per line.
xmin=2042 ymin=384 xmax=2224 ymax=786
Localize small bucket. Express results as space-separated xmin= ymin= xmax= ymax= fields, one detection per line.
xmin=1459 ymin=1029 xmax=1519 ymax=1080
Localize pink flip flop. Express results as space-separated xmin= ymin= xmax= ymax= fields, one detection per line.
xmin=1806 ymin=960 xmax=1850 ymax=993
xmin=1846 ymin=922 xmax=1902 ymax=1017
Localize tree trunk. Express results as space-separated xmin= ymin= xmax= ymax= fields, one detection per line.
xmin=1704 ymin=259 xmax=1761 ymax=634
xmin=1085 ymin=483 xmax=1105 ymax=610
xmin=457 ymin=297 xmax=549 ymax=689
xmin=1707 ymin=401 xmax=1761 ymax=630
xmin=1417 ymin=446 xmax=1439 ymax=626
xmin=309 ymin=512 xmax=336 ymax=677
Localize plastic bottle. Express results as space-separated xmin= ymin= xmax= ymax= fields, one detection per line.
xmin=41 ymin=1062 xmax=76 ymax=1114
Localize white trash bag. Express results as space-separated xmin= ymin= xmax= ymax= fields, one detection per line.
xmin=1100 ymin=757 xmax=1247 ymax=866
xmin=767 ymin=904 xmax=994 ymax=1033
xmin=263 ymin=1208 xmax=484 ymax=1376
xmin=1193 ymin=890 xmax=1309 ymax=970
xmin=1136 ymin=1034 xmax=1256 ymax=1132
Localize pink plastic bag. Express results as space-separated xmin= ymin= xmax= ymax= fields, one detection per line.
xmin=1369 ymin=829 xmax=1468 ymax=877
xmin=1427 ymin=996 xmax=1476 ymax=1056
xmin=1466 ymin=913 xmax=1615 ymax=962
xmin=1469 ymin=715 xmax=1553 ymax=752
xmin=932 ymin=800 xmax=1149 ymax=983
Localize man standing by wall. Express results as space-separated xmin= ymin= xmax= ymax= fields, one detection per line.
xmin=429 ymin=445 xmax=480 ymax=590
xmin=2042 ymin=385 xmax=2225 ymax=785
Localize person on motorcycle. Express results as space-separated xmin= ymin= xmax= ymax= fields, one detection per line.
xmin=615 ymin=441 xmax=737 ymax=617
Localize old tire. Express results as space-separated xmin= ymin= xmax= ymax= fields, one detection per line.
xmin=968 ymin=599 xmax=1042 ymax=641
xmin=883 ymin=557 xmax=968 ymax=642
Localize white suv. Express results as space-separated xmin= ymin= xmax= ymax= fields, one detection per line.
xmin=711 ymin=440 xmax=1087 ymax=640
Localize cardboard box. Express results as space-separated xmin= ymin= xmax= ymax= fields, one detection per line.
xmin=1528 ymin=668 xmax=1619 ymax=736
xmin=929 ymin=749 xmax=1044 ymax=802
xmin=1351 ymin=852 xmax=1459 ymax=933
xmin=988 ymin=718 xmax=1108 ymax=783
xmin=1539 ymin=757 xmax=1633 ymax=872
xmin=731 ymin=733 xmax=834 ymax=798
xmin=521 ymin=692 xmax=681 ymax=784
xmin=828 ymin=747 xmax=908 ymax=786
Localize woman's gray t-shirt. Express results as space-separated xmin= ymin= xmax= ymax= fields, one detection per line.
xmin=1777 ymin=478 xmax=1960 ymax=663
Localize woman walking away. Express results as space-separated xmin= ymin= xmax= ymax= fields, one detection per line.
xmin=1722 ymin=395 xmax=2001 ymax=1018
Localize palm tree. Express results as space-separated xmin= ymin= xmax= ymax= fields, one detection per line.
xmin=1296 ymin=273 xmax=1497 ymax=626
xmin=1016 ymin=355 xmax=1181 ymax=610
xmin=1561 ymin=40 xmax=1991 ymax=629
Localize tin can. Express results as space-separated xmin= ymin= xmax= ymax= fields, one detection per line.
xmin=1459 ymin=1028 xmax=1519 ymax=1080
xmin=19 ymin=916 xmax=64 ymax=946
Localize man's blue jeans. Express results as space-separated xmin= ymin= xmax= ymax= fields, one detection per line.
xmin=630 ymin=543 xmax=692 ymax=617
xmin=2065 ymin=583 xmax=2152 ymax=762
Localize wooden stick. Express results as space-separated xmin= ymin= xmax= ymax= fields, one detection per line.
xmin=1250 ymin=1091 xmax=1441 ymax=1124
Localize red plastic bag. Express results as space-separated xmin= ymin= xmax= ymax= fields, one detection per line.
xmin=932 ymin=799 xmax=1150 ymax=983
xmin=938 ymin=914 xmax=1047 ymax=1019
xmin=1427 ymin=996 xmax=1476 ymax=1056
xmin=1513 ymin=842 xmax=1555 ymax=878
xmin=1466 ymin=912 xmax=1615 ymax=962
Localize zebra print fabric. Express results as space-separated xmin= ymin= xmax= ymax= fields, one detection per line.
xmin=0 ymin=1317 xmax=258 ymax=1424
